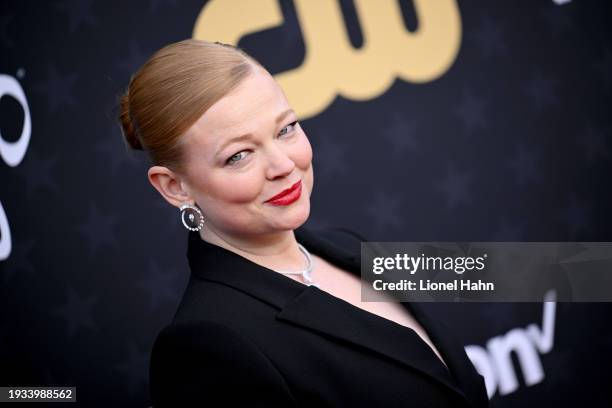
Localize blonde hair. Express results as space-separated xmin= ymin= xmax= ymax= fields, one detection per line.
xmin=118 ymin=39 xmax=262 ymax=173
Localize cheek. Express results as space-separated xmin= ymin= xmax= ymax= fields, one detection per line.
xmin=189 ymin=160 xmax=264 ymax=205
xmin=207 ymin=173 xmax=263 ymax=203
xmin=292 ymin=132 xmax=313 ymax=169
xmin=293 ymin=132 xmax=314 ymax=196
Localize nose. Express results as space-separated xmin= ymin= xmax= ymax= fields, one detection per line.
xmin=264 ymin=143 xmax=295 ymax=180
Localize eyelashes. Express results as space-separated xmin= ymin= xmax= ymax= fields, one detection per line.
xmin=226 ymin=151 xmax=247 ymax=166
xmin=279 ymin=120 xmax=298 ymax=136
xmin=225 ymin=121 xmax=300 ymax=166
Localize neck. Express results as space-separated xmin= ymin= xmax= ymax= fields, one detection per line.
xmin=198 ymin=225 xmax=306 ymax=272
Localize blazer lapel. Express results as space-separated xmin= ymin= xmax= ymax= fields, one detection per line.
xmin=406 ymin=302 xmax=489 ymax=408
xmin=186 ymin=226 xmax=480 ymax=406
xmin=276 ymin=285 xmax=467 ymax=400
xmin=283 ymin=227 xmax=470 ymax=402
xmin=294 ymin=227 xmax=487 ymax=408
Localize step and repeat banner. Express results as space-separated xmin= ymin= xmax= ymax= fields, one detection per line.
xmin=1 ymin=0 xmax=611 ymax=406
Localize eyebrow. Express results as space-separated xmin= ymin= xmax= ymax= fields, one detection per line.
xmin=216 ymin=109 xmax=295 ymax=155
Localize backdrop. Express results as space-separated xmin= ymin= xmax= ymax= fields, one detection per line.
xmin=1 ymin=0 xmax=611 ymax=406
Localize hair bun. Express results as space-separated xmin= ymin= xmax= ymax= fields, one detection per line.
xmin=119 ymin=92 xmax=143 ymax=151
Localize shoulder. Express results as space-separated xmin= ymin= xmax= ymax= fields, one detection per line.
xmin=150 ymin=320 xmax=297 ymax=406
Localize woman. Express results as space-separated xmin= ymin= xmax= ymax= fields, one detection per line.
xmin=118 ymin=39 xmax=488 ymax=407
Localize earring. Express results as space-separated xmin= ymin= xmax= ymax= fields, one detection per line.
xmin=179 ymin=203 xmax=205 ymax=231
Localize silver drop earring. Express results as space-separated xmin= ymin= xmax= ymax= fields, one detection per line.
xmin=179 ymin=203 xmax=205 ymax=231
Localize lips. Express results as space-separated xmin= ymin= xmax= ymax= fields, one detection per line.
xmin=265 ymin=180 xmax=302 ymax=204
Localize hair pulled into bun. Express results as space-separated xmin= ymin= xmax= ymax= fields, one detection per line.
xmin=115 ymin=38 xmax=262 ymax=172
xmin=119 ymin=91 xmax=143 ymax=151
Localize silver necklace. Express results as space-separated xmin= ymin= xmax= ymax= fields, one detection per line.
xmin=275 ymin=243 xmax=318 ymax=287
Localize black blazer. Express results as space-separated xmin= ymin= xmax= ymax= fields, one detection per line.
xmin=150 ymin=226 xmax=489 ymax=407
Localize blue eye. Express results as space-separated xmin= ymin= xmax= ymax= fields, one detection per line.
xmin=279 ymin=120 xmax=299 ymax=137
xmin=226 ymin=151 xmax=248 ymax=165
xmin=225 ymin=121 xmax=299 ymax=166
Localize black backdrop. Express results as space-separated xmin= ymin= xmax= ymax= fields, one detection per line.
xmin=1 ymin=0 xmax=611 ymax=406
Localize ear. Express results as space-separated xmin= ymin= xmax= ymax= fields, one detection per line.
xmin=147 ymin=166 xmax=193 ymax=208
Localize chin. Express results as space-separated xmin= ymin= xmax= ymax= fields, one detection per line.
xmin=276 ymin=202 xmax=311 ymax=231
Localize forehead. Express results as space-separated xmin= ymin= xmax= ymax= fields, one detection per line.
xmin=185 ymin=67 xmax=291 ymax=148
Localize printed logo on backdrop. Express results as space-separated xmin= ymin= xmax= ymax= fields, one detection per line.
xmin=0 ymin=73 xmax=32 ymax=261
xmin=465 ymin=290 xmax=557 ymax=399
xmin=192 ymin=0 xmax=462 ymax=119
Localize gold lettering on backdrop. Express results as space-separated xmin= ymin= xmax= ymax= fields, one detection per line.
xmin=193 ymin=0 xmax=461 ymax=119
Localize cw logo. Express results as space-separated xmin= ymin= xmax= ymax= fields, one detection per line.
xmin=0 ymin=74 xmax=32 ymax=260
xmin=193 ymin=0 xmax=462 ymax=119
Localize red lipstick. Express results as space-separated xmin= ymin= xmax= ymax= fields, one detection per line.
xmin=265 ymin=180 xmax=302 ymax=206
